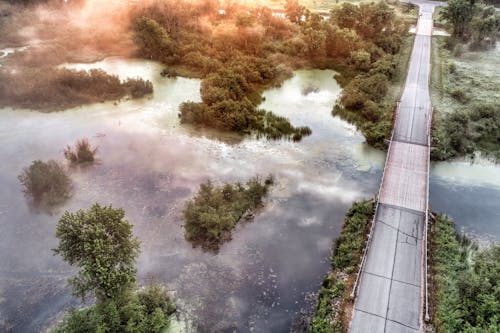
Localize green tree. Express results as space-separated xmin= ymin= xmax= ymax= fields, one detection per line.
xmin=133 ymin=17 xmax=176 ymax=63
xmin=53 ymin=204 xmax=141 ymax=301
xmin=440 ymin=0 xmax=476 ymax=39
xmin=470 ymin=4 xmax=500 ymax=48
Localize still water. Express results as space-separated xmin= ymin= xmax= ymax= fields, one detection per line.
xmin=0 ymin=58 xmax=498 ymax=332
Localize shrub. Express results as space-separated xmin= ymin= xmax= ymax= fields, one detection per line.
xmin=449 ymin=88 xmax=470 ymax=103
xmin=64 ymin=138 xmax=98 ymax=164
xmin=183 ymin=176 xmax=274 ymax=251
xmin=53 ymin=285 xmax=176 ymax=333
xmin=18 ymin=160 xmax=72 ymax=206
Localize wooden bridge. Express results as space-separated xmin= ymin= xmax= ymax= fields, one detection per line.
xmin=349 ymin=2 xmax=438 ymax=332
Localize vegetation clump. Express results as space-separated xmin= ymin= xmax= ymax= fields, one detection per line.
xmin=183 ymin=176 xmax=274 ymax=251
xmin=18 ymin=159 xmax=72 ymax=206
xmin=64 ymin=138 xmax=98 ymax=164
xmin=0 ymin=68 xmax=153 ymax=111
xmin=52 ymin=204 xmax=176 ymax=333
xmin=131 ymin=0 xmax=409 ymax=144
xmin=429 ymin=214 xmax=499 ymax=333
xmin=310 ymin=199 xmax=374 ymax=332
xmin=439 ymin=0 xmax=499 ymax=49
xmin=432 ymin=102 xmax=500 ymax=161
xmin=330 ymin=2 xmax=412 ymax=149
xmin=430 ymin=35 xmax=500 ymax=161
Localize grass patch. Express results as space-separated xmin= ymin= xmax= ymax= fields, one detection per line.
xmin=183 ymin=176 xmax=274 ymax=251
xmin=309 ymin=199 xmax=374 ymax=332
xmin=430 ymin=36 xmax=500 ymax=161
xmin=429 ymin=213 xmax=500 ymax=332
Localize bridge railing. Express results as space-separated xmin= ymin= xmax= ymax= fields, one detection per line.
xmin=350 ymin=101 xmax=399 ymax=298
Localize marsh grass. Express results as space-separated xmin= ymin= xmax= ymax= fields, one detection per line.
xmin=64 ymin=138 xmax=98 ymax=165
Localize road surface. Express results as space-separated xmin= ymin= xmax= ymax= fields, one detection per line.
xmin=349 ymin=2 xmax=438 ymax=332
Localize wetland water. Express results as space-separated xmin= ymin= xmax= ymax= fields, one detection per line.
xmin=0 ymin=58 xmax=498 ymax=332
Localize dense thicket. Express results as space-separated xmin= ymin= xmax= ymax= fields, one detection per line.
xmin=310 ymin=200 xmax=374 ymax=332
xmin=132 ymin=0 xmax=409 ymax=145
xmin=184 ymin=176 xmax=274 ymax=251
xmin=430 ymin=214 xmax=499 ymax=333
xmin=440 ymin=0 xmax=500 ymax=49
xmin=0 ymin=68 xmax=153 ymax=111
xmin=330 ymin=2 xmax=410 ymax=148
xmin=52 ymin=204 xmax=176 ymax=332
xmin=432 ymin=102 xmax=500 ymax=161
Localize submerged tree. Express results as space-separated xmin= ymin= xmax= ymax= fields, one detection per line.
xmin=52 ymin=204 xmax=176 ymax=332
xmin=183 ymin=176 xmax=274 ymax=251
xmin=18 ymin=159 xmax=72 ymax=206
xmin=54 ymin=204 xmax=140 ymax=301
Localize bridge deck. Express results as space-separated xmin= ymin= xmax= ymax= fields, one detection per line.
xmin=349 ymin=2 xmax=436 ymax=332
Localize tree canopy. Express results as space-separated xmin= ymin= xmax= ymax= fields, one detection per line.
xmin=53 ymin=203 xmax=140 ymax=301
xmin=52 ymin=204 xmax=176 ymax=332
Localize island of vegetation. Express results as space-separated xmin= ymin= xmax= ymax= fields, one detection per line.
xmin=0 ymin=68 xmax=153 ymax=111
xmin=131 ymin=0 xmax=412 ymax=144
xmin=52 ymin=203 xmax=176 ymax=333
xmin=183 ymin=176 xmax=274 ymax=251
xmin=429 ymin=213 xmax=499 ymax=332
xmin=18 ymin=159 xmax=72 ymax=207
xmin=309 ymin=199 xmax=374 ymax=332
xmin=431 ymin=0 xmax=500 ymax=161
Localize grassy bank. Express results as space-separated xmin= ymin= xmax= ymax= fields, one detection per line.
xmin=309 ymin=199 xmax=374 ymax=332
xmin=430 ymin=34 xmax=500 ymax=161
xmin=429 ymin=214 xmax=499 ymax=332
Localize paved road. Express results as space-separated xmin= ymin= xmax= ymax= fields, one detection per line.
xmin=349 ymin=2 xmax=437 ymax=332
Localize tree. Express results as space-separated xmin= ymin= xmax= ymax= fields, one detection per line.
xmin=284 ymin=0 xmax=305 ymax=24
xmin=52 ymin=206 xmax=176 ymax=333
xmin=470 ymin=4 xmax=500 ymax=48
xmin=18 ymin=160 xmax=72 ymax=206
xmin=133 ymin=17 xmax=176 ymax=63
xmin=440 ymin=0 xmax=476 ymax=40
xmin=53 ymin=204 xmax=141 ymax=301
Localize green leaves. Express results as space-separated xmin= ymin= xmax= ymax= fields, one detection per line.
xmin=54 ymin=204 xmax=140 ymax=301
xmin=133 ymin=17 xmax=177 ymax=63
xmin=53 ymin=205 xmax=176 ymax=332
xmin=310 ymin=199 xmax=374 ymax=332
xmin=431 ymin=214 xmax=500 ymax=332
xmin=183 ymin=176 xmax=274 ymax=251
